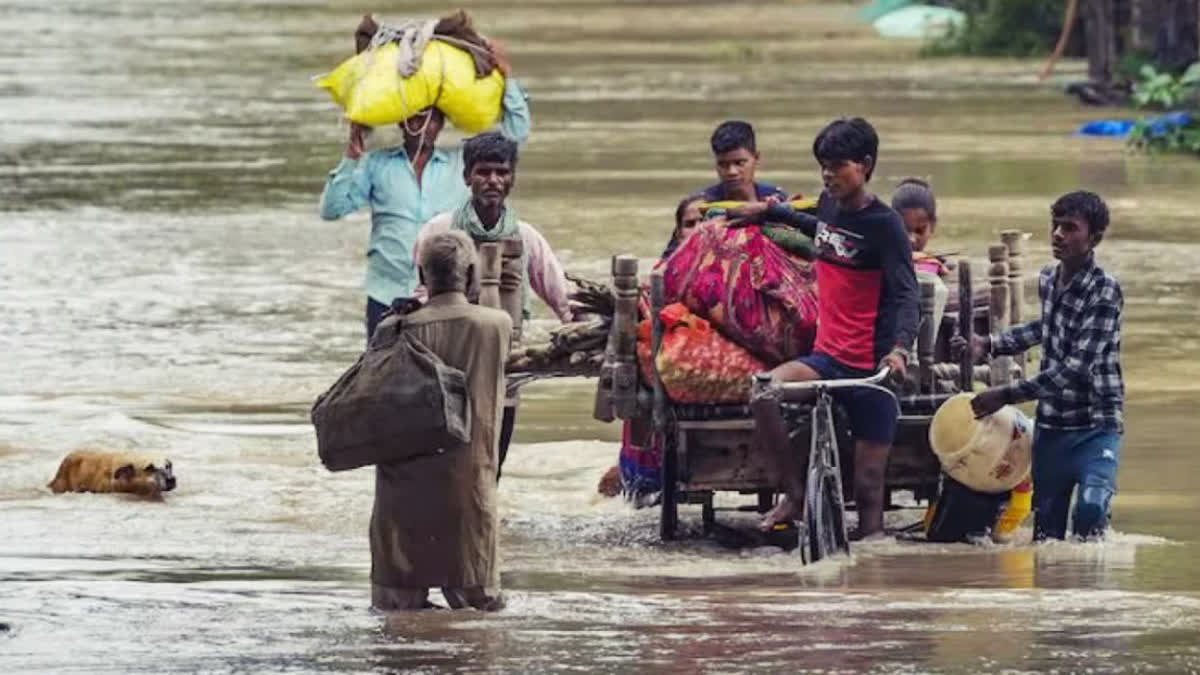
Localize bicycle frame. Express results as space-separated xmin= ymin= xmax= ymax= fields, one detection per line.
xmin=751 ymin=367 xmax=898 ymax=561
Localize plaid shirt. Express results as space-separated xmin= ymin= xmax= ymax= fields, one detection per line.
xmin=990 ymin=254 xmax=1124 ymax=432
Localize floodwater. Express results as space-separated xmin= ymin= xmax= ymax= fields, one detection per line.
xmin=3 ymin=0 xmax=1200 ymax=672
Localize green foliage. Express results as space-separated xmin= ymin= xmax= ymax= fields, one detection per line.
xmin=1126 ymin=117 xmax=1200 ymax=155
xmin=1131 ymin=63 xmax=1200 ymax=110
xmin=1116 ymin=50 xmax=1155 ymax=83
xmin=1127 ymin=64 xmax=1200 ymax=157
xmin=922 ymin=0 xmax=1066 ymax=58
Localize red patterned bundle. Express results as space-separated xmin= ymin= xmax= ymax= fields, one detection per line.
xmin=637 ymin=303 xmax=766 ymax=403
xmin=660 ymin=221 xmax=818 ymax=365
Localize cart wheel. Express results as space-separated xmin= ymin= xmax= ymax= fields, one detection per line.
xmin=660 ymin=429 xmax=678 ymax=541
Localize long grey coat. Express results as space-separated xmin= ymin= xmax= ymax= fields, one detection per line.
xmin=369 ymin=292 xmax=512 ymax=590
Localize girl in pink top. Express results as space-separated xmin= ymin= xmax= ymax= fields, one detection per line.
xmin=892 ymin=178 xmax=950 ymax=341
xmin=891 ymin=177 xmax=947 ymax=277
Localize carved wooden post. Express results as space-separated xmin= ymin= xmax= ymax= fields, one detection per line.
xmin=649 ymin=270 xmax=666 ymax=430
xmin=592 ymin=255 xmax=619 ymax=423
xmin=917 ymin=277 xmax=936 ymax=394
xmin=611 ymin=255 xmax=641 ymax=420
xmin=650 ymin=268 xmax=678 ymax=540
xmin=499 ymin=238 xmax=525 ymax=344
xmin=988 ymin=244 xmax=1011 ymax=386
xmin=1000 ymin=230 xmax=1026 ymax=377
xmin=957 ymin=258 xmax=974 ymax=393
xmin=478 ymin=242 xmax=502 ymax=310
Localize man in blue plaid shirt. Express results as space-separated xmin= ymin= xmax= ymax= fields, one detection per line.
xmin=956 ymin=191 xmax=1123 ymax=540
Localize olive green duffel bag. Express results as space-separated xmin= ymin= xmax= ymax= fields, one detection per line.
xmin=311 ymin=308 xmax=471 ymax=472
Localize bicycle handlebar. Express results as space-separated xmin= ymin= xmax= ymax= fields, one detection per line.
xmin=752 ymin=366 xmax=900 ymax=405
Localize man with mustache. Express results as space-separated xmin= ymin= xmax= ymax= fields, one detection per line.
xmin=414 ymin=131 xmax=571 ymax=479
xmin=319 ymin=41 xmax=531 ymax=342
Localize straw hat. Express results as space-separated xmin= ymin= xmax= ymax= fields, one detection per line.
xmin=929 ymin=393 xmax=1032 ymax=493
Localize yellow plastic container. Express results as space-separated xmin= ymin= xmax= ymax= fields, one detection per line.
xmin=992 ymin=478 xmax=1033 ymax=543
xmin=315 ymin=41 xmax=505 ymax=133
xmin=929 ymin=393 xmax=1033 ymax=493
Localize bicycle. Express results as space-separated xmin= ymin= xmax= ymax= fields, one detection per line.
xmin=750 ymin=366 xmax=899 ymax=563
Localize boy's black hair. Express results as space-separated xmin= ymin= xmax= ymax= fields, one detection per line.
xmin=812 ymin=117 xmax=879 ymax=180
xmin=891 ymin=177 xmax=936 ymax=222
xmin=710 ymin=120 xmax=757 ymax=154
xmin=1051 ymin=190 xmax=1110 ymax=240
xmin=463 ymin=131 xmax=519 ymax=173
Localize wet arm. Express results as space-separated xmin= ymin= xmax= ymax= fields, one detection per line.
xmin=995 ymin=290 xmax=1122 ymax=404
xmin=522 ymin=224 xmax=572 ymax=322
xmin=882 ymin=216 xmax=919 ymax=352
xmin=763 ymin=203 xmax=820 ymax=237
xmin=318 ymin=156 xmax=372 ymax=220
xmin=499 ymin=79 xmax=531 ymax=144
xmin=990 ymin=319 xmax=1044 ymax=356
xmin=991 ymin=273 xmax=1047 ymax=355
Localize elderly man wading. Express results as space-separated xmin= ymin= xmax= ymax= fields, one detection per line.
xmin=370 ymin=230 xmax=512 ymax=611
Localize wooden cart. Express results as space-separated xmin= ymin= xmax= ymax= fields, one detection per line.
xmin=593 ymin=232 xmax=1030 ymax=541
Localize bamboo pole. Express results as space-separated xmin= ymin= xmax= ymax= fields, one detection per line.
xmin=988 ymin=244 xmax=1011 ymax=387
xmin=1039 ymin=0 xmax=1080 ymax=80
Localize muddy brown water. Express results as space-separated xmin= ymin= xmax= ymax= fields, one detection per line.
xmin=2 ymin=1 xmax=1200 ymax=672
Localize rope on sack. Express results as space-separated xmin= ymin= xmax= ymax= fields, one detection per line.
xmin=364 ymin=17 xmax=498 ymax=164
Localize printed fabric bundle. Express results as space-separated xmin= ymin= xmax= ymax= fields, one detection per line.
xmin=660 ymin=221 xmax=818 ymax=365
xmin=636 ymin=303 xmax=766 ymax=403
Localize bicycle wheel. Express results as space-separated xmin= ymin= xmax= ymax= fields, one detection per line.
xmin=805 ymin=395 xmax=851 ymax=562
xmin=807 ymin=469 xmax=849 ymax=562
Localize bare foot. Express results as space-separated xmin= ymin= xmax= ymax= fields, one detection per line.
xmin=758 ymin=496 xmax=801 ymax=531
xmin=596 ymin=465 xmax=621 ymax=497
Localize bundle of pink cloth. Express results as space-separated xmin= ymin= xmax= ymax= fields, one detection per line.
xmin=659 ymin=221 xmax=818 ymax=366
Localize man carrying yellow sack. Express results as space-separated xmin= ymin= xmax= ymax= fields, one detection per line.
xmin=319 ymin=20 xmax=531 ymax=341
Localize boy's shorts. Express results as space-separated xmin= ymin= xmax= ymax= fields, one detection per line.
xmin=795 ymin=352 xmax=898 ymax=444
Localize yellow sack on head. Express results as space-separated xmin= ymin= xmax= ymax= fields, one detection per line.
xmin=315 ymin=41 xmax=504 ymax=133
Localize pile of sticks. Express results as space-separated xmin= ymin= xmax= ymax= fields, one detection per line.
xmin=504 ymin=274 xmax=616 ymax=377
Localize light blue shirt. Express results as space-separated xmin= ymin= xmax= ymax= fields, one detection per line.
xmin=319 ymin=79 xmax=531 ymax=304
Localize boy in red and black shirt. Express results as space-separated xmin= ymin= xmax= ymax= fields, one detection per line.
xmin=733 ymin=117 xmax=918 ymax=538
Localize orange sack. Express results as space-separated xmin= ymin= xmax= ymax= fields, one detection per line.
xmin=637 ymin=303 xmax=766 ymax=403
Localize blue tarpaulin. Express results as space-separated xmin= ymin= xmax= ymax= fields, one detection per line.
xmin=1077 ymin=111 xmax=1193 ymax=137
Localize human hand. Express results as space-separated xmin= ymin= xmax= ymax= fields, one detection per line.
xmin=725 ymin=202 xmax=769 ymax=227
xmin=354 ymin=14 xmax=379 ymax=54
xmin=880 ymin=348 xmax=908 ymax=382
xmin=949 ymin=334 xmax=988 ymax=363
xmin=970 ymin=388 xmax=1008 ymax=419
xmin=487 ymin=38 xmax=512 ymax=77
xmin=346 ymin=122 xmax=371 ymax=159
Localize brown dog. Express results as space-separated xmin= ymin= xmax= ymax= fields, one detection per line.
xmin=48 ymin=450 xmax=176 ymax=496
